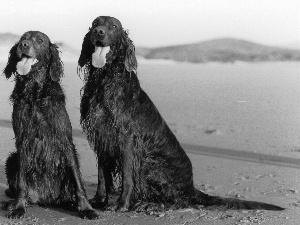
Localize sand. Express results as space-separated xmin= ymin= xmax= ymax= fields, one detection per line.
xmin=0 ymin=123 xmax=299 ymax=225
xmin=0 ymin=62 xmax=299 ymax=224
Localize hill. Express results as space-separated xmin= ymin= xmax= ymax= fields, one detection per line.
xmin=1 ymin=33 xmax=299 ymax=63
xmin=136 ymin=38 xmax=300 ymax=63
xmin=0 ymin=33 xmax=20 ymax=46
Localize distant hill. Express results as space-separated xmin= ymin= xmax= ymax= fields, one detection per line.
xmin=285 ymin=41 xmax=300 ymax=50
xmin=136 ymin=38 xmax=300 ymax=63
xmin=0 ymin=33 xmax=79 ymax=61
xmin=1 ymin=33 xmax=300 ymax=63
xmin=0 ymin=33 xmax=20 ymax=46
xmin=55 ymin=42 xmax=80 ymax=61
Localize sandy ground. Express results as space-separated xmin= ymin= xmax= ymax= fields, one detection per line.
xmin=0 ymin=123 xmax=299 ymax=225
xmin=0 ymin=61 xmax=299 ymax=224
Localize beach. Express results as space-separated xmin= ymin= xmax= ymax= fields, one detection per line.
xmin=0 ymin=61 xmax=299 ymax=224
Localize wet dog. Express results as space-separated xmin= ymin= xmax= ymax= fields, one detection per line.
xmin=78 ymin=16 xmax=284 ymax=212
xmin=2 ymin=31 xmax=98 ymax=219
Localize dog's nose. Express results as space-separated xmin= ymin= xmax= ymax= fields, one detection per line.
xmin=20 ymin=41 xmax=30 ymax=48
xmin=94 ymin=27 xmax=106 ymax=36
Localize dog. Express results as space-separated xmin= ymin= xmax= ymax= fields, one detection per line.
xmin=78 ymin=16 xmax=284 ymax=212
xmin=2 ymin=31 xmax=99 ymax=219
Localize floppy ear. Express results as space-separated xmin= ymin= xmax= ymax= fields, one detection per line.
xmin=78 ymin=31 xmax=94 ymax=68
xmin=120 ymin=30 xmax=137 ymax=74
xmin=3 ymin=43 xmax=19 ymax=79
xmin=49 ymin=44 xmax=63 ymax=82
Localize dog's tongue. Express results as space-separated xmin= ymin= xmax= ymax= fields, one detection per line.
xmin=16 ymin=57 xmax=35 ymax=75
xmin=92 ymin=46 xmax=110 ymax=68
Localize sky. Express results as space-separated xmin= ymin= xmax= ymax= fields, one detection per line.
xmin=0 ymin=0 xmax=299 ymax=49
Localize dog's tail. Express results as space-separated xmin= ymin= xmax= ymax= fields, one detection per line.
xmin=193 ymin=189 xmax=284 ymax=211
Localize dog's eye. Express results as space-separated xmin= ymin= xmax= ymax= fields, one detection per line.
xmin=37 ymin=39 xmax=43 ymax=44
xmin=92 ymin=21 xmax=97 ymax=27
xmin=20 ymin=36 xmax=26 ymax=41
xmin=111 ymin=25 xmax=117 ymax=29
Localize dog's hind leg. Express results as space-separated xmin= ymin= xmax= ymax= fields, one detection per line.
xmin=6 ymin=177 xmax=27 ymax=218
xmin=4 ymin=152 xmax=28 ymax=219
xmin=5 ymin=152 xmax=18 ymax=199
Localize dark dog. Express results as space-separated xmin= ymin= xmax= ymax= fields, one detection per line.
xmin=2 ymin=31 xmax=98 ymax=219
xmin=78 ymin=16 xmax=284 ymax=212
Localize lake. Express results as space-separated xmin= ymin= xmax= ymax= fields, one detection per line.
xmin=0 ymin=61 xmax=299 ymax=158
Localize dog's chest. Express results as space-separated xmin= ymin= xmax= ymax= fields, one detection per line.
xmin=85 ymin=76 xmax=127 ymax=116
xmin=81 ymin=79 xmax=133 ymax=146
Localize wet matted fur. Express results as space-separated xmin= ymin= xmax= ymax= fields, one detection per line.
xmin=2 ymin=31 xmax=98 ymax=219
xmin=78 ymin=16 xmax=284 ymax=212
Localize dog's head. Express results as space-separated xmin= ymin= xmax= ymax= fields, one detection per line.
xmin=78 ymin=16 xmax=137 ymax=74
xmin=3 ymin=31 xmax=63 ymax=81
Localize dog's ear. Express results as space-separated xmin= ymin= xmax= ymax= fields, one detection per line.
xmin=78 ymin=31 xmax=94 ymax=68
xmin=49 ymin=44 xmax=63 ymax=82
xmin=3 ymin=43 xmax=19 ymax=79
xmin=120 ymin=30 xmax=137 ymax=74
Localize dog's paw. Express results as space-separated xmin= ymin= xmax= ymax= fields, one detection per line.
xmin=105 ymin=203 xmax=129 ymax=212
xmin=105 ymin=203 xmax=118 ymax=212
xmin=6 ymin=208 xmax=26 ymax=219
xmin=79 ymin=209 xmax=99 ymax=220
xmin=1 ymin=201 xmax=10 ymax=210
xmin=1 ymin=200 xmax=15 ymax=211
xmin=5 ymin=189 xmax=16 ymax=198
xmin=118 ymin=206 xmax=129 ymax=212
xmin=89 ymin=197 xmax=108 ymax=209
xmin=134 ymin=202 xmax=165 ymax=213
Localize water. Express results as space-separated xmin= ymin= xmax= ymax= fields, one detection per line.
xmin=1 ymin=61 xmax=300 ymax=157
xmin=137 ymin=62 xmax=300 ymax=157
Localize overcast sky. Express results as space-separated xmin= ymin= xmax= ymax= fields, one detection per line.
xmin=1 ymin=0 xmax=299 ymax=48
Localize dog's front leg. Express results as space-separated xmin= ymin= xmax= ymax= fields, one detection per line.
xmin=117 ymin=136 xmax=134 ymax=212
xmin=67 ymin=152 xmax=99 ymax=219
xmin=90 ymin=164 xmax=108 ymax=208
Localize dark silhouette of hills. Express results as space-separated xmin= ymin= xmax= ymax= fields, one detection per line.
xmin=1 ymin=33 xmax=299 ymax=63
xmin=136 ymin=38 xmax=300 ymax=63
xmin=0 ymin=33 xmax=20 ymax=46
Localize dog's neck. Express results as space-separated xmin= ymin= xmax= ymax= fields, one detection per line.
xmin=80 ymin=58 xmax=140 ymax=122
xmin=10 ymin=68 xmax=64 ymax=106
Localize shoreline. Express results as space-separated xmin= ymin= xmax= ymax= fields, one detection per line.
xmin=0 ymin=119 xmax=299 ymax=169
